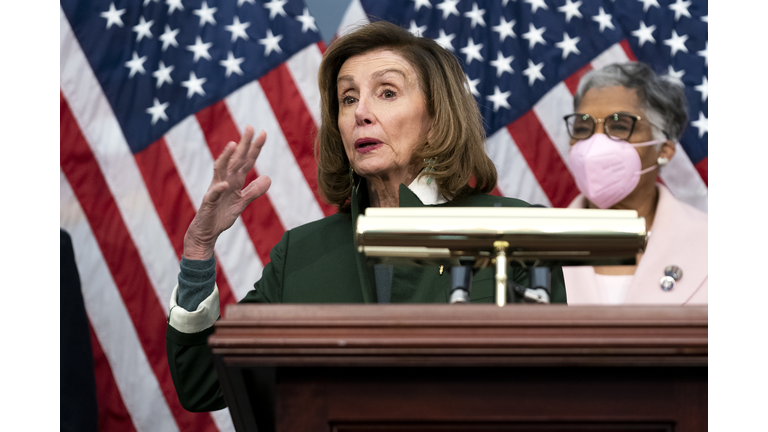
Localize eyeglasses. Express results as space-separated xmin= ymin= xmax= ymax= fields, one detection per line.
xmin=563 ymin=112 xmax=642 ymax=141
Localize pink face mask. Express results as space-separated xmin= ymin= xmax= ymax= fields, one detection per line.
xmin=568 ymin=133 xmax=664 ymax=209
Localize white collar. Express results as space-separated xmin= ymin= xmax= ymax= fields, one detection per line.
xmin=407 ymin=174 xmax=447 ymax=205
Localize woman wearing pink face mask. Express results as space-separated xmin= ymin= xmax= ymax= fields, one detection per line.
xmin=562 ymin=62 xmax=707 ymax=305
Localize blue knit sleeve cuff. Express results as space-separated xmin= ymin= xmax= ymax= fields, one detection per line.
xmin=177 ymin=255 xmax=216 ymax=311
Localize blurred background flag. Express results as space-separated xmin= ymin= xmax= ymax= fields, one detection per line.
xmin=60 ymin=0 xmax=706 ymax=431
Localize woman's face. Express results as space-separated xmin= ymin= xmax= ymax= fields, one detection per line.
xmin=573 ymin=85 xmax=670 ymax=163
xmin=336 ymin=49 xmax=432 ymax=186
xmin=574 ymin=85 xmax=674 ymax=207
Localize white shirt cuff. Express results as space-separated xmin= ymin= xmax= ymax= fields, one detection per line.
xmin=168 ymin=283 xmax=220 ymax=334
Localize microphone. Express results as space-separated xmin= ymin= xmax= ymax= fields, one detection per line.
xmin=449 ymin=257 xmax=475 ymax=304
xmin=509 ymin=267 xmax=551 ymax=304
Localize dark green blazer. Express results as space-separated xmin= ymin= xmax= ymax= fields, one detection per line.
xmin=166 ymin=183 xmax=567 ymax=411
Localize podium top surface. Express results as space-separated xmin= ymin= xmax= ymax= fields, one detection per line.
xmin=210 ymin=305 xmax=707 ymax=367
xmin=219 ymin=303 xmax=706 ymax=324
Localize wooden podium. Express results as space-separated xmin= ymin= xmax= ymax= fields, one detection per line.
xmin=208 ymin=305 xmax=707 ymax=432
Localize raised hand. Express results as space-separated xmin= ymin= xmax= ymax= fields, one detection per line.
xmin=183 ymin=125 xmax=272 ymax=260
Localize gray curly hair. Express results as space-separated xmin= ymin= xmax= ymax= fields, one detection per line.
xmin=573 ymin=62 xmax=689 ymax=142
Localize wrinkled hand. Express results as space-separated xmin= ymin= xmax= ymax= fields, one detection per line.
xmin=183 ymin=125 xmax=271 ymax=260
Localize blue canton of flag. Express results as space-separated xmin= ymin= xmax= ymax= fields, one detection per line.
xmin=61 ymin=0 xmax=322 ymax=153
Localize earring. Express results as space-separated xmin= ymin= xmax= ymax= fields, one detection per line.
xmin=349 ymin=166 xmax=355 ymax=187
xmin=424 ymin=158 xmax=437 ymax=185
xmin=657 ymin=156 xmax=669 ymax=167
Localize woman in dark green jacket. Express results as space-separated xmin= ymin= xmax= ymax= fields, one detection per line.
xmin=167 ymin=20 xmax=567 ymax=412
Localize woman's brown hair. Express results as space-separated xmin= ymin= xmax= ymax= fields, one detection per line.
xmin=316 ymin=19 xmax=497 ymax=212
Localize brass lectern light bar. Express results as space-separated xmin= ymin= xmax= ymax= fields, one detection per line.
xmin=362 ymin=207 xmax=641 ymax=218
xmin=355 ymin=207 xmax=647 ymax=267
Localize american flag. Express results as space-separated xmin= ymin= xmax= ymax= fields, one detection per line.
xmin=59 ymin=0 xmax=707 ymax=431
xmin=61 ymin=0 xmax=330 ymax=430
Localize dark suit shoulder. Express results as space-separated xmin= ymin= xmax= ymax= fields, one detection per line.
xmin=286 ymin=211 xmax=352 ymax=242
xmin=449 ymin=193 xmax=531 ymax=208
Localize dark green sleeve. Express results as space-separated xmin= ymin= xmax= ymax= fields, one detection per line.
xmin=166 ymin=231 xmax=290 ymax=411
xmin=165 ymin=325 xmax=226 ymax=412
xmin=241 ymin=230 xmax=289 ymax=303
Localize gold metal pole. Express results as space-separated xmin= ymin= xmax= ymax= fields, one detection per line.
xmin=493 ymin=241 xmax=509 ymax=307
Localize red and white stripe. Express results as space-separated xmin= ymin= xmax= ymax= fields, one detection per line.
xmin=60 ymin=3 xmax=328 ymax=429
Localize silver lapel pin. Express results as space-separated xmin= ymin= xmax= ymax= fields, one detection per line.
xmin=659 ymin=265 xmax=683 ymax=291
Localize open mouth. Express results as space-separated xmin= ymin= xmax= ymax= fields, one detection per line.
xmin=355 ymin=138 xmax=382 ymax=152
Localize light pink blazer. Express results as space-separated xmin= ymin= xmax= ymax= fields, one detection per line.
xmin=563 ymin=184 xmax=708 ymax=305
